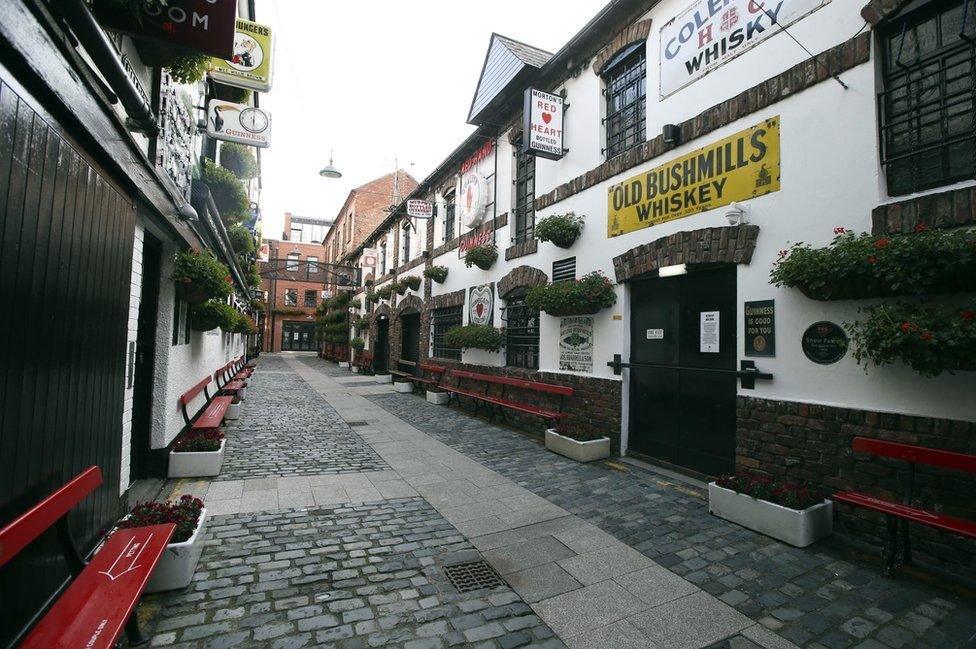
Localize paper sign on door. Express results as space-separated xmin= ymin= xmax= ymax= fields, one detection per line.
xmin=700 ymin=311 xmax=720 ymax=353
xmin=646 ymin=329 xmax=664 ymax=340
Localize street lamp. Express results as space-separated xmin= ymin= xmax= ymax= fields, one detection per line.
xmin=319 ymin=149 xmax=342 ymax=179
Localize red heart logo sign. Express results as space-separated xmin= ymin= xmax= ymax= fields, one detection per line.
xmin=476 ymin=304 xmax=484 ymax=317
xmin=541 ymin=113 xmax=552 ymax=124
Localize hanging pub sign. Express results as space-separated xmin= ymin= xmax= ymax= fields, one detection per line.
xmin=660 ymin=0 xmax=829 ymax=97
xmin=802 ymin=321 xmax=848 ymax=364
xmin=93 ymin=0 xmax=237 ymax=59
xmin=362 ymin=248 xmax=378 ymax=268
xmin=469 ymin=284 xmax=494 ymax=326
xmin=458 ymin=172 xmax=489 ymax=228
xmin=406 ymin=200 xmax=433 ymax=219
xmin=206 ymin=100 xmax=271 ymax=147
xmin=522 ymin=88 xmax=565 ymax=160
xmin=744 ymin=299 xmax=775 ymax=356
xmin=607 ymin=116 xmax=779 ymax=238
xmin=209 ymin=19 xmax=275 ymax=92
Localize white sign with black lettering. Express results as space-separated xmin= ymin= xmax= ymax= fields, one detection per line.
xmin=700 ymin=311 xmax=720 ymax=353
xmin=206 ymin=100 xmax=271 ymax=148
xmin=659 ymin=0 xmax=829 ymax=97
xmin=646 ymin=328 xmax=665 ymax=340
xmin=406 ymin=199 xmax=433 ymax=219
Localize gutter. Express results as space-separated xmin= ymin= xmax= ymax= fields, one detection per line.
xmin=56 ymin=0 xmax=157 ymax=134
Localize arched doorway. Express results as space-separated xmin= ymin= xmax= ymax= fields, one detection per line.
xmin=400 ymin=310 xmax=421 ymax=364
xmin=374 ymin=315 xmax=390 ymax=373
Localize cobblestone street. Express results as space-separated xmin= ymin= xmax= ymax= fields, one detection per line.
xmin=146 ymin=354 xmax=976 ymax=649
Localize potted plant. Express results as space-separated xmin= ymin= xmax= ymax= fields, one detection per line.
xmin=168 ymin=430 xmax=225 ymax=478
xmin=400 ymin=275 xmax=422 ymax=292
xmin=464 ymin=244 xmax=498 ymax=270
xmin=232 ymin=313 xmax=257 ymax=335
xmin=219 ymin=143 xmax=259 ymax=180
xmin=190 ymin=300 xmax=239 ymax=332
xmin=375 ymin=285 xmax=394 ymax=301
xmin=444 ymin=324 xmax=505 ymax=352
xmin=426 ymin=387 xmax=450 ymax=405
xmin=365 ymin=290 xmax=378 ymax=304
xmin=535 ymin=212 xmax=585 ymax=248
xmin=708 ymin=473 xmax=833 ymax=547
xmin=846 ymin=301 xmax=976 ymax=377
xmin=394 ymin=378 xmax=414 ymax=393
xmin=354 ymin=316 xmax=371 ymax=331
xmin=545 ymin=423 xmax=610 ymax=462
xmin=526 ymin=272 xmax=617 ymax=316
xmin=118 ymin=495 xmax=208 ymax=593
xmin=173 ymin=250 xmax=232 ymax=305
xmin=392 ymin=280 xmax=407 ymax=296
xmin=201 ymin=159 xmax=250 ymax=226
xmin=424 ymin=265 xmax=449 ymax=283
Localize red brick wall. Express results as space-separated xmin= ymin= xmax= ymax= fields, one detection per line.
xmin=737 ymin=396 xmax=976 ymax=581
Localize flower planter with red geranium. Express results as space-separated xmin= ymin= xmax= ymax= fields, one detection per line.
xmin=526 ymin=272 xmax=617 ymax=317
xmin=168 ymin=430 xmax=225 ymax=478
xmin=708 ymin=474 xmax=832 ymax=547
xmin=545 ymin=425 xmax=610 ymax=463
xmin=172 ymin=250 xmax=233 ymax=306
xmin=118 ymin=496 xmax=208 ymax=593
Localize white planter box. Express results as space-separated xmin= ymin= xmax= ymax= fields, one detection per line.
xmin=707 ymin=482 xmax=833 ymax=548
xmin=238 ymin=387 xmax=247 ymax=400
xmin=426 ymin=390 xmax=450 ymax=405
xmin=375 ymin=374 xmax=392 ymax=384
xmin=394 ymin=381 xmax=414 ymax=393
xmin=145 ymin=508 xmax=208 ymax=593
xmin=224 ymin=401 xmax=241 ymax=420
xmin=339 ymin=362 xmax=350 ymax=368
xmin=352 ymin=366 xmax=360 ymax=373
xmin=545 ymin=429 xmax=611 ymax=463
xmin=168 ymin=439 xmax=225 ymax=478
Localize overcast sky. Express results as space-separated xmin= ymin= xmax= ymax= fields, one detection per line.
xmin=258 ymin=0 xmax=609 ymax=239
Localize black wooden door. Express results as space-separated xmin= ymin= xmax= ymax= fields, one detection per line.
xmin=629 ymin=266 xmax=737 ymax=476
xmin=375 ymin=318 xmax=390 ymax=372
xmin=400 ymin=313 xmax=421 ymax=364
xmin=131 ymin=232 xmax=161 ymax=480
xmin=0 ymin=70 xmax=135 ymax=645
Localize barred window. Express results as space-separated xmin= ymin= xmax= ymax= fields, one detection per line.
xmin=880 ymin=0 xmax=976 ymax=195
xmin=503 ymin=292 xmax=539 ymax=369
xmin=304 ymin=290 xmax=317 ymax=307
xmin=444 ymin=190 xmax=456 ymax=242
xmin=401 ymin=223 xmax=411 ymax=264
xmin=379 ymin=242 xmax=387 ymax=275
xmin=514 ymin=145 xmax=536 ymax=244
xmin=287 ymin=252 xmax=300 ymax=270
xmin=284 ymin=289 xmax=298 ymax=306
xmin=432 ymin=306 xmax=462 ymax=360
xmin=603 ymin=42 xmax=646 ymax=159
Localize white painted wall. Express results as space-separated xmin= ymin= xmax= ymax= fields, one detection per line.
xmin=119 ymin=224 xmax=145 ymax=493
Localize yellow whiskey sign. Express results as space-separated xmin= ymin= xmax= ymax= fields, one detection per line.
xmin=607 ymin=117 xmax=780 ymax=238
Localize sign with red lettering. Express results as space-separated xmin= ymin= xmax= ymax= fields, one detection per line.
xmin=522 ymin=88 xmax=564 ymax=160
xmin=206 ymin=100 xmax=271 ymax=148
xmin=93 ymin=0 xmax=237 ymax=59
xmin=458 ymin=227 xmax=492 ymax=254
xmin=659 ymin=0 xmax=829 ymax=97
xmin=460 ymin=140 xmax=494 ymax=174
xmin=406 ymin=200 xmax=433 ymax=219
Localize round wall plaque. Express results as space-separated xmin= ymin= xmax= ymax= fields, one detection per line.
xmin=801 ymin=321 xmax=848 ymax=364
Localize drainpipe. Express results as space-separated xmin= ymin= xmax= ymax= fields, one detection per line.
xmin=57 ymin=0 xmax=158 ymax=134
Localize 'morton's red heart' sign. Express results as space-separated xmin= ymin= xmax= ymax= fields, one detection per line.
xmin=542 ymin=113 xmax=552 ymax=124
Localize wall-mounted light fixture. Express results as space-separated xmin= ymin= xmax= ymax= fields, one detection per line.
xmin=725 ymin=202 xmax=747 ymax=226
xmin=178 ymin=203 xmax=199 ymax=221
xmin=658 ymin=263 xmax=687 ymax=278
xmin=663 ymin=124 xmax=681 ymax=146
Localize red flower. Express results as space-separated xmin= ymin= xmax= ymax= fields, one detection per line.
xmin=867 ymin=255 xmax=878 ymax=264
xmin=777 ymin=249 xmax=788 ymax=259
xmin=833 ymin=227 xmax=848 ymax=235
xmin=914 ymin=223 xmax=928 ymax=233
xmin=874 ymin=238 xmax=890 ymax=249
xmin=921 ymin=331 xmax=933 ymax=342
xmin=900 ymin=322 xmax=915 ymax=333
xmin=962 ymin=311 xmax=975 ymax=323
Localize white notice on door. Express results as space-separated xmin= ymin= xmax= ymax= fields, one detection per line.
xmin=646 ymin=328 xmax=664 ymax=340
xmin=700 ymin=311 xmax=719 ymax=353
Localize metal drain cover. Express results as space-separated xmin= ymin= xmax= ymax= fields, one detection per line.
xmin=443 ymin=561 xmax=503 ymax=593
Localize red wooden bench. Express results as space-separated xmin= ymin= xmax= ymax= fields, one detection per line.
xmin=391 ymin=361 xmax=446 ymax=393
xmin=833 ymin=437 xmax=976 ymax=576
xmin=443 ymin=369 xmax=573 ymax=428
xmin=179 ymin=376 xmax=233 ymax=431
xmin=232 ymin=355 xmax=253 ymax=379
xmin=215 ymin=359 xmax=249 ymax=398
xmin=353 ymin=352 xmax=373 ymax=373
xmin=0 ymin=466 xmax=174 ymax=648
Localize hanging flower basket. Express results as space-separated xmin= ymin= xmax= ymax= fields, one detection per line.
xmin=424 ymin=266 xmax=448 ymax=283
xmin=375 ymin=285 xmax=394 ymax=301
xmin=393 ymin=281 xmax=408 ymax=296
xmin=191 ymin=301 xmax=238 ymax=332
xmin=535 ymin=212 xmax=584 ymax=249
xmin=771 ymin=226 xmax=976 ymax=301
xmin=400 ymin=275 xmax=422 ymax=291
xmin=173 ymin=250 xmax=232 ymax=305
xmin=464 ymin=244 xmax=498 ymax=270
xmin=526 ymin=272 xmax=617 ymax=316
xmin=845 ymin=301 xmax=976 ymax=377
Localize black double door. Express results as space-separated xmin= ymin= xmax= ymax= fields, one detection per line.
xmin=282 ymin=322 xmax=316 ymax=351
xmin=400 ymin=313 xmax=421 ymax=364
xmin=629 ymin=266 xmax=737 ymax=477
xmin=375 ymin=318 xmax=390 ymax=372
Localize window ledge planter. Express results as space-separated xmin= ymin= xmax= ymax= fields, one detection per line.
xmin=144 ymin=507 xmax=209 ymax=593
xmin=707 ymin=482 xmax=833 ymax=547
xmin=374 ymin=373 xmax=393 ymax=384
xmin=545 ymin=429 xmax=611 ymax=463
xmin=394 ymin=381 xmax=414 ymax=393
xmin=339 ymin=361 xmax=351 ymax=369
xmin=426 ymin=390 xmax=450 ymax=405
xmin=168 ymin=439 xmax=226 ymax=478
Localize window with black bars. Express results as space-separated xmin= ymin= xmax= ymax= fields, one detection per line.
xmin=603 ymin=42 xmax=646 ymax=159
xmin=401 ymin=224 xmax=411 ymax=263
xmin=379 ymin=243 xmax=387 ymax=275
xmin=304 ymin=290 xmax=317 ymax=307
xmin=503 ymin=293 xmax=539 ymax=369
xmin=514 ymin=145 xmax=536 ymax=244
xmin=431 ymin=306 xmax=462 ymax=360
xmin=879 ymin=0 xmax=976 ymax=195
xmin=444 ymin=192 xmax=456 ymax=242
xmin=171 ymin=296 xmax=190 ymax=345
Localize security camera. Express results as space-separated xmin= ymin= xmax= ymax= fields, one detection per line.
xmin=726 ymin=202 xmax=746 ymax=226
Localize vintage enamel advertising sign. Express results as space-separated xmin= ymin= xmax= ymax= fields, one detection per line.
xmin=660 ymin=0 xmax=829 ymax=97
xmin=469 ymin=284 xmax=494 ymax=326
xmin=458 ymin=172 xmax=489 ymax=228
xmin=406 ymin=200 xmax=433 ymax=219
xmin=607 ymin=117 xmax=779 ymax=238
xmin=523 ymin=88 xmax=564 ymax=160
xmin=94 ymin=0 xmax=237 ymax=59
xmin=206 ymin=100 xmax=271 ymax=147
xmin=209 ymin=19 xmax=274 ymax=92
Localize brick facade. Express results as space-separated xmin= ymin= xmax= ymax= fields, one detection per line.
xmin=497 ymin=265 xmax=549 ymax=298
xmin=612 ymin=225 xmax=759 ymax=282
xmin=871 ymin=185 xmax=976 ymax=235
xmin=591 ymin=19 xmax=653 ymax=74
xmin=737 ymin=396 xmax=976 ymax=581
